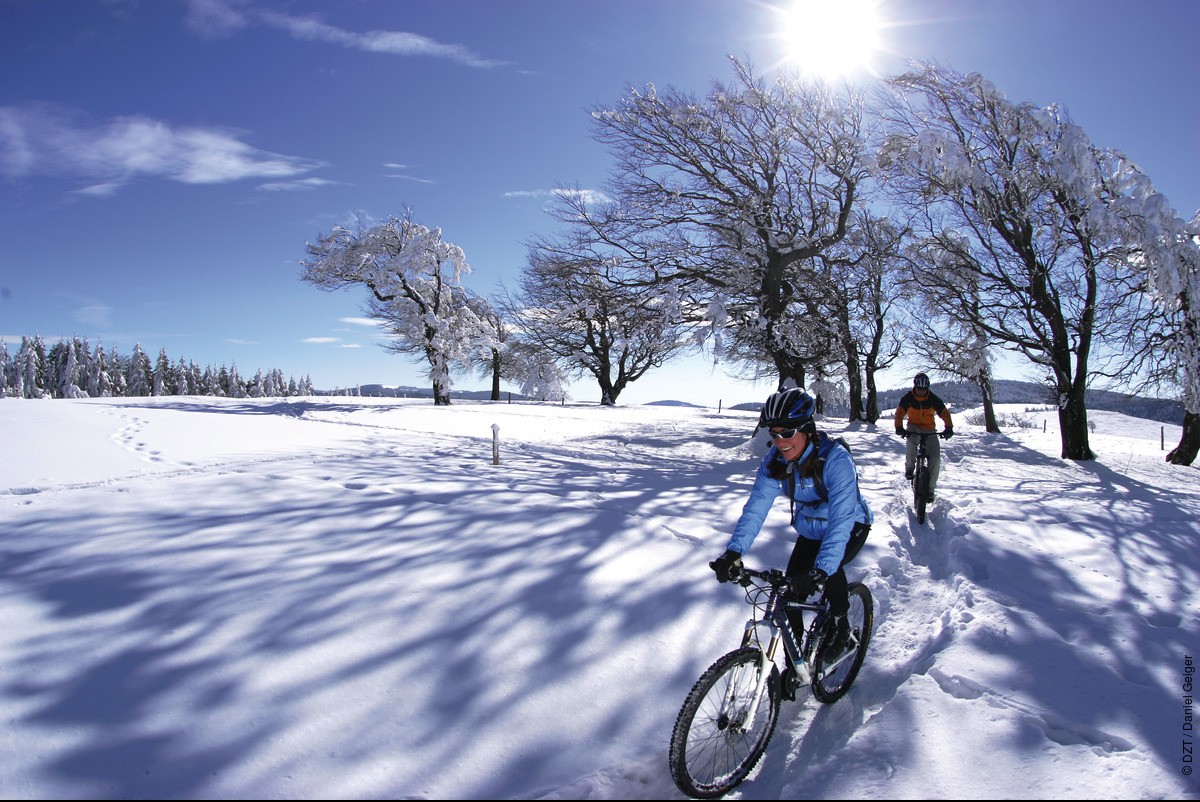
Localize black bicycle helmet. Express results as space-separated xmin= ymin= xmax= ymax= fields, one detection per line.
xmin=913 ymin=372 xmax=930 ymax=390
xmin=759 ymin=387 xmax=817 ymax=432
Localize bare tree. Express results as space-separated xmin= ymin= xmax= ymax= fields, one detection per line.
xmin=504 ymin=246 xmax=691 ymax=405
xmin=876 ymin=63 xmax=1171 ymax=460
xmin=551 ymin=57 xmax=872 ymax=391
xmin=820 ymin=211 xmax=908 ymax=422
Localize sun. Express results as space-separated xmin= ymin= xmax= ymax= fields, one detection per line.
xmin=771 ymin=0 xmax=886 ymax=82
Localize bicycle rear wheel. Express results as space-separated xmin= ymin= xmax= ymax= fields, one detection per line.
xmin=914 ymin=464 xmax=930 ymax=524
xmin=668 ymin=647 xmax=781 ymax=799
xmin=812 ymin=582 xmax=874 ymax=704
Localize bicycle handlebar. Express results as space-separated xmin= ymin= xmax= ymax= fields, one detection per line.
xmin=730 ymin=566 xmax=831 ymax=614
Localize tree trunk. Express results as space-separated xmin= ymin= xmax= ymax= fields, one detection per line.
xmin=432 ymin=379 xmax=451 ymax=406
xmin=1167 ymin=411 xmax=1200 ymax=466
xmin=846 ymin=364 xmax=864 ymax=422
xmin=1058 ymin=394 xmax=1094 ymax=459
xmin=976 ymin=370 xmax=1000 ymax=433
xmin=771 ymin=353 xmax=806 ymax=393
xmin=490 ymin=349 xmax=501 ymax=401
xmin=864 ymin=368 xmax=881 ymax=423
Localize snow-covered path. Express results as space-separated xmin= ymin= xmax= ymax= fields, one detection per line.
xmin=1 ymin=397 xmax=1196 ymax=799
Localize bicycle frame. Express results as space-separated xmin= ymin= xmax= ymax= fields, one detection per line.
xmin=911 ymin=431 xmax=933 ymax=467
xmin=723 ymin=568 xmax=833 ymax=731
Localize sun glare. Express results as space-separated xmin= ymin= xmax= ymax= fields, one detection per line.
xmin=773 ymin=0 xmax=885 ymax=81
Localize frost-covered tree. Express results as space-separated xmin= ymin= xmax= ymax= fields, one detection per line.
xmin=500 ymin=339 xmax=570 ymax=402
xmin=153 ymin=347 xmax=173 ymax=396
xmin=248 ymin=368 xmax=265 ymax=398
xmin=556 ymin=57 xmax=871 ymax=391
xmin=1106 ymin=207 xmax=1200 ymax=465
xmin=460 ymin=293 xmax=509 ymax=401
xmin=301 ymin=213 xmax=486 ymax=405
xmin=200 ymin=365 xmax=219 ymax=396
xmin=227 ymin=364 xmax=247 ymax=398
xmin=261 ymin=368 xmax=282 ymax=397
xmin=505 ymin=246 xmax=691 ymax=405
xmin=0 ymin=339 xmax=11 ymax=398
xmin=875 ymin=63 xmax=1174 ymax=460
xmin=88 ymin=341 xmax=113 ymax=398
xmin=901 ymin=281 xmax=1002 ymax=433
xmin=174 ymin=357 xmax=190 ymax=395
xmin=17 ymin=336 xmax=47 ymax=399
xmin=126 ymin=342 xmax=153 ymax=397
xmin=107 ymin=345 xmax=127 ymax=397
xmin=57 ymin=337 xmax=88 ymax=398
xmin=818 ymin=212 xmax=908 ymax=422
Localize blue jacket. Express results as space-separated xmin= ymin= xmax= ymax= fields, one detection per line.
xmin=726 ymin=434 xmax=873 ymax=577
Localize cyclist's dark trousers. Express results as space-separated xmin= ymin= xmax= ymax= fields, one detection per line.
xmin=786 ymin=522 xmax=870 ymax=628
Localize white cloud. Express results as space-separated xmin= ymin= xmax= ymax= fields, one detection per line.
xmin=257 ymin=177 xmax=338 ymax=192
xmin=553 ymin=187 xmax=612 ymax=205
xmin=0 ymin=105 xmax=323 ymax=194
xmin=303 ymin=337 xmax=341 ymax=344
xmin=503 ymin=188 xmax=612 ymax=205
xmin=183 ymin=0 xmax=250 ymax=38
xmin=74 ymin=303 xmax=114 ymax=330
xmin=254 ymin=9 xmax=506 ymax=68
xmin=384 ymin=173 xmax=437 ymax=184
xmin=184 ymin=1 xmax=505 ymax=68
xmin=340 ymin=317 xmax=384 ymax=328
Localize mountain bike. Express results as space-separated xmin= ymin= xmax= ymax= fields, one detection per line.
xmin=668 ymin=565 xmax=874 ymax=799
xmin=908 ymin=431 xmax=934 ymax=524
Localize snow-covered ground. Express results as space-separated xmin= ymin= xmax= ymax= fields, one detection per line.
xmin=1 ymin=396 xmax=1196 ymax=799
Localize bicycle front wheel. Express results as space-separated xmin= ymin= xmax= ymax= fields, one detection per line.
xmin=812 ymin=582 xmax=874 ymax=704
xmin=914 ymin=464 xmax=930 ymax=524
xmin=668 ymin=647 xmax=781 ymax=799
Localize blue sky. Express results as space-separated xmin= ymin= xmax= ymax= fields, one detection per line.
xmin=2 ymin=0 xmax=1198 ymax=405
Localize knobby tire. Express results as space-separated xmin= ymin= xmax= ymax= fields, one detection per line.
xmin=811 ymin=582 xmax=874 ymax=703
xmin=668 ymin=647 xmax=781 ymax=799
xmin=914 ymin=464 xmax=930 ymax=524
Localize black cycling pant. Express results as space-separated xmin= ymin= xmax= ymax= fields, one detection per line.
xmin=785 ymin=521 xmax=869 ymax=627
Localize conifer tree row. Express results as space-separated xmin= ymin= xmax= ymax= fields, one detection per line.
xmin=0 ymin=335 xmax=314 ymax=399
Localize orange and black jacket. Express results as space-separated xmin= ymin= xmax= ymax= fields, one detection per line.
xmin=894 ymin=390 xmax=953 ymax=433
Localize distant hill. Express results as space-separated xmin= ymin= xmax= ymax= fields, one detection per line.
xmin=315 ymin=385 xmax=532 ymax=401
xmin=318 ymin=380 xmax=1185 ymax=425
xmin=874 ymin=379 xmax=1184 ymax=425
xmin=732 ymin=379 xmax=1185 ymax=425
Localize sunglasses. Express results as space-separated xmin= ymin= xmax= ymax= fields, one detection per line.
xmin=769 ymin=427 xmax=803 ymax=440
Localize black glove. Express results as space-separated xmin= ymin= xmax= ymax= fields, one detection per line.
xmin=895 ymin=426 xmax=907 ymax=437
xmin=793 ymin=568 xmax=828 ymax=598
xmin=709 ymin=549 xmax=743 ymax=584
xmin=941 ymin=428 xmax=954 ymax=440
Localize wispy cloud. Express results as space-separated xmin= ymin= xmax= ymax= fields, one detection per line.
xmin=0 ymin=104 xmax=323 ymax=194
xmin=385 ymin=173 xmax=437 ymax=185
xmin=185 ymin=0 xmax=505 ymax=68
xmin=504 ymin=188 xmax=613 ymax=205
xmin=258 ymin=177 xmax=338 ymax=192
xmin=302 ymin=337 xmax=341 ymax=344
xmin=340 ymin=317 xmax=385 ymax=329
xmin=75 ymin=302 xmax=114 ymax=330
xmin=182 ymin=0 xmax=251 ymax=38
